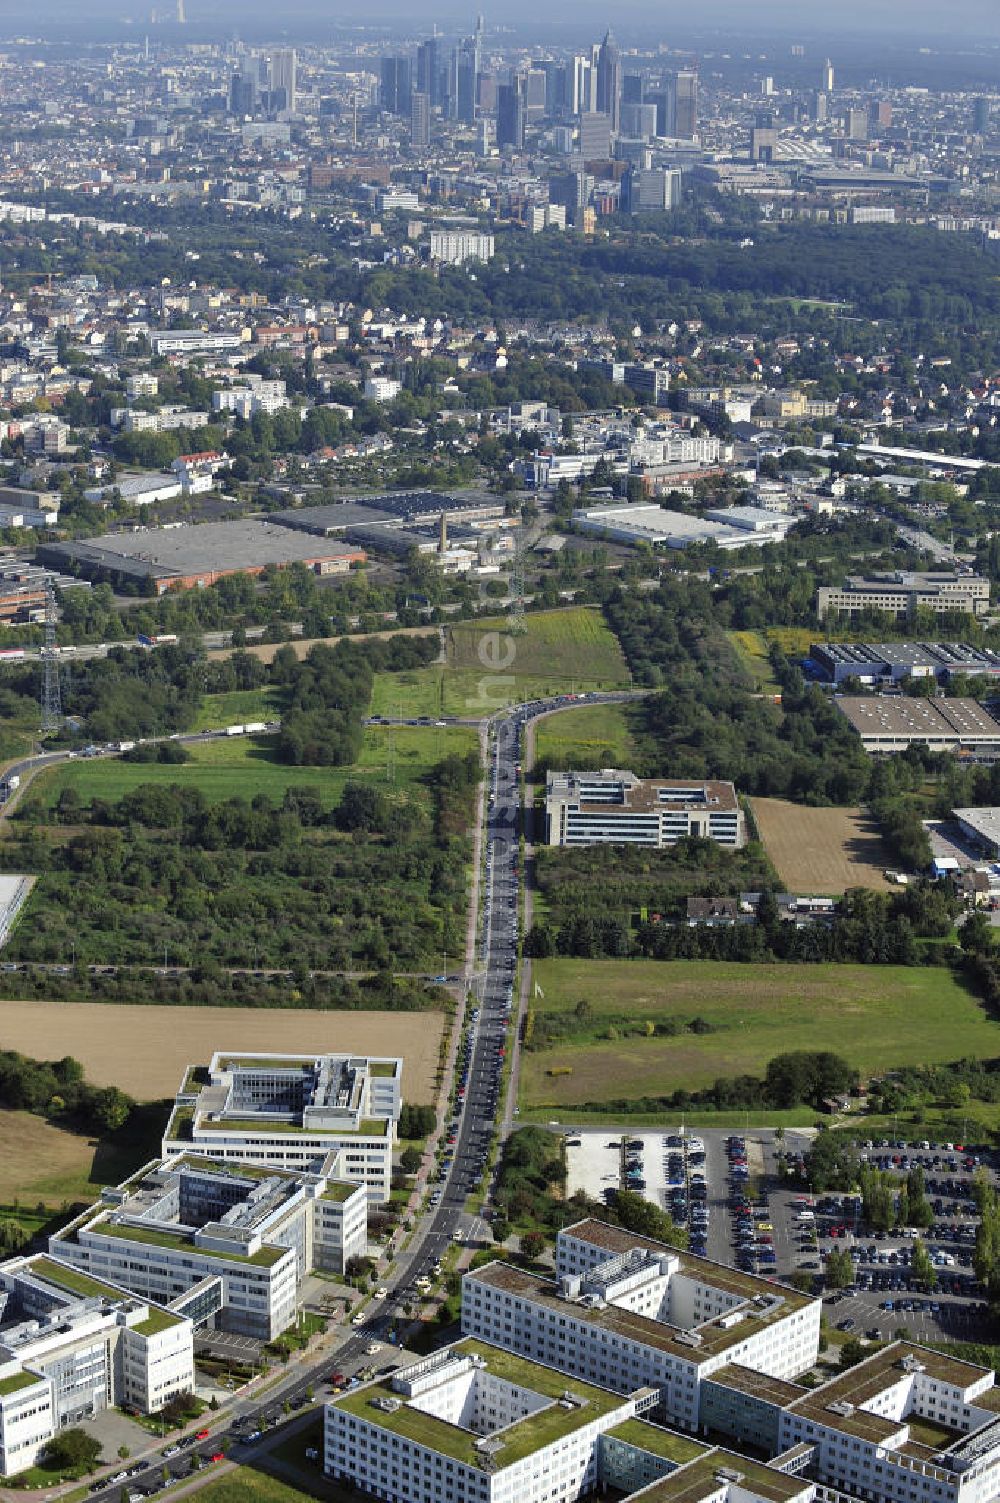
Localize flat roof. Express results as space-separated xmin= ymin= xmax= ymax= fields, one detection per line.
xmin=42 ymin=519 xmax=363 ymax=580
xmin=332 ymin=1337 xmax=629 ymax=1468
xmin=836 ymin=696 xmax=1000 ymax=743
xmin=813 ymin=642 xmax=1000 ymax=672
xmin=954 ymin=808 xmax=1000 ymax=840
xmin=468 ymin=1260 xmax=811 ymax=1364
xmin=708 ymin=1364 xmax=806 ymax=1408
xmin=787 ymin=1342 xmax=990 ymax=1445
xmin=85 ymin=1218 xmax=289 ymax=1268
xmin=636 ymin=1448 xmax=812 ymax=1503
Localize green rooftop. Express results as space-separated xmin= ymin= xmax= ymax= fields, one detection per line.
xmin=369 ymin=1062 xmax=397 ymax=1077
xmin=90 ymin=1220 xmax=288 ymax=1268
xmin=607 ymin=1421 xmax=708 ymax=1465
xmin=322 ymin=1183 xmax=362 ymax=1204
xmin=133 ymin=1307 xmax=184 ymax=1338
xmin=30 ymin=1256 xmax=124 ymax=1302
xmin=333 ymin=1338 xmax=628 ymax=1469
xmin=0 ymin=1370 xmax=43 ymax=1398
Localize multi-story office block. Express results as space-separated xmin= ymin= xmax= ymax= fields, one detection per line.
xmin=48 ymin=1153 xmax=368 ymax=1340
xmin=0 ymin=1254 xmax=194 ymax=1476
xmin=162 ymin=1051 xmax=401 ymax=1201
xmin=462 ymin=1221 xmax=820 ymax=1432
xmin=545 ymin=772 xmax=746 ymax=850
xmin=817 ymin=572 xmax=989 ymax=621
xmin=324 ymin=1337 xmax=814 ymax=1503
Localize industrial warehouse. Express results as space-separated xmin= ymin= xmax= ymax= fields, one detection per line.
xmin=36 ymin=518 xmax=366 ymax=594
xmin=811 ymin=641 xmax=1000 ymax=686
xmin=835 ymin=696 xmax=1000 ymax=756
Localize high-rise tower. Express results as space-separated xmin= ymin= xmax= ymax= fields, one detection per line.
xmin=596 ymin=29 xmax=622 ymax=133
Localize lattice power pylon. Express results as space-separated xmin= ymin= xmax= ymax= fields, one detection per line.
xmin=508 ymin=531 xmax=527 ymax=637
xmin=40 ymin=582 xmax=62 ymax=734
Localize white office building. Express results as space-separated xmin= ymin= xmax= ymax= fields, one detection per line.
xmin=48 ymin=1152 xmax=368 ymax=1340
xmin=0 ymin=1254 xmax=194 ymax=1477
xmin=462 ymin=1220 xmax=820 ymax=1433
xmin=162 ymin=1051 xmax=402 ymax=1201
xmin=325 ymin=1337 xmax=815 ymax=1503
xmin=545 ymin=772 xmax=746 ymax=850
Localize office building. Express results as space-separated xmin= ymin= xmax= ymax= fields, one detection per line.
xmin=810 ymin=642 xmax=1000 ymax=687
xmin=596 ymin=29 xmax=622 ymax=133
xmin=579 ymin=110 xmax=612 ymax=158
xmin=380 ymin=55 xmax=412 ymax=116
xmin=430 ymin=229 xmax=496 ymax=264
xmin=325 ymin=1337 xmax=814 ymax=1503
xmin=497 ymin=77 xmax=527 ymax=149
xmin=621 ymin=101 xmax=658 ymax=141
xmin=161 ymin=1050 xmax=402 ymax=1201
xmin=817 ymin=571 xmax=990 ymax=621
xmin=974 ymin=97 xmax=991 ymax=133
xmin=544 ymin=771 xmax=746 ymax=849
xmin=751 ymin=113 xmax=779 ymax=163
xmin=627 ymin=167 xmax=682 ymax=211
xmin=417 ymin=36 xmax=443 ymax=107
xmin=463 ymin=1220 xmax=820 ymax=1432
xmin=411 ymin=90 xmax=431 ymax=146
xmin=668 ymin=70 xmax=698 ymax=139
xmin=269 ymin=48 xmax=297 ymax=111
xmin=451 ymin=18 xmax=483 ymax=123
xmin=48 ymin=1154 xmax=367 ymax=1341
xmin=821 ymin=58 xmax=835 ymax=93
xmin=835 ymin=696 xmax=1000 ymax=757
xmin=228 ymin=69 xmax=256 ymax=116
xmin=0 ymin=1253 xmax=194 ymax=1477
xmin=567 ymin=53 xmax=596 ymax=116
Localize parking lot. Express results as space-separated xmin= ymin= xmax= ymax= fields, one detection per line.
xmin=567 ymin=1123 xmax=995 ymax=1346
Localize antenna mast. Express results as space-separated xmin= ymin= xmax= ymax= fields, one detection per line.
xmin=40 ymin=581 xmax=62 ymax=734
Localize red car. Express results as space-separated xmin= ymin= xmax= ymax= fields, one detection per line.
xmin=211 ymin=1452 xmax=225 ymax=1464
xmin=330 ymin=1372 xmax=346 ymax=1386
xmin=196 ymin=1430 xmax=210 ymax=1441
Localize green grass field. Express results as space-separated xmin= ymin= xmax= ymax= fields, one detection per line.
xmin=33 ymin=724 xmax=477 ymax=812
xmin=194 ymin=1468 xmax=325 ymax=1503
xmin=521 ymin=959 xmax=999 ymax=1110
xmin=190 ymin=688 xmax=279 ymax=732
xmin=531 ymin=701 xmax=640 ymax=773
xmin=370 ymin=607 xmax=630 ymax=720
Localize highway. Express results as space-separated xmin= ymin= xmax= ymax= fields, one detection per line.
xmin=23 ymin=690 xmax=639 ymax=1502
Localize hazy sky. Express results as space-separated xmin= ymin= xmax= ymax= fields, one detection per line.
xmin=3 ymin=0 xmax=1000 ymax=45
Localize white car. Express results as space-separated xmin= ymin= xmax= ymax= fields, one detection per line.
xmin=366 ymin=1341 xmax=382 ymax=1354
xmin=352 ymin=1312 xmax=366 ymax=1326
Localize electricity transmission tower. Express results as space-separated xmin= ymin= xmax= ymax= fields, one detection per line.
xmin=40 ymin=582 xmax=62 ymax=734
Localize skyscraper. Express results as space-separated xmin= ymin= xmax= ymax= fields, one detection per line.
xmin=497 ymin=75 xmax=526 ymax=149
xmin=270 ymin=49 xmax=297 ymax=112
xmin=973 ymin=97 xmax=991 ymax=133
xmin=410 ymin=90 xmax=430 ymax=146
xmin=380 ymin=56 xmax=412 ymax=116
xmin=228 ymin=70 xmax=256 ymax=116
xmin=668 ymin=69 xmax=698 ymax=140
xmin=566 ymin=54 xmax=595 ymax=117
xmin=417 ymin=37 xmax=443 ymax=108
xmin=821 ymin=58 xmax=835 ymax=93
xmin=596 ymin=30 xmax=622 ymax=134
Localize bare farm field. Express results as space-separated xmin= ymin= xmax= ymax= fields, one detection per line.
xmin=751 ymin=798 xmax=893 ymax=894
xmin=0 ymin=1001 xmax=444 ymax=1103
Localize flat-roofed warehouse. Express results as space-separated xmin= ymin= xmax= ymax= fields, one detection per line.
xmin=270 ymin=489 xmax=506 ymax=536
xmin=37 ymin=520 xmax=366 ymax=595
xmin=811 ymin=642 xmax=1000 ymax=686
xmin=836 ymin=696 xmax=1000 ymax=757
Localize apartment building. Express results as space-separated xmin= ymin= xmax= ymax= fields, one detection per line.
xmin=0 ymin=1254 xmax=193 ymax=1477
xmin=462 ymin=1221 xmax=820 ymax=1433
xmin=324 ymin=1337 xmax=815 ymax=1503
xmin=48 ymin=1153 xmax=368 ymax=1340
xmin=817 ymin=572 xmax=990 ymax=621
xmin=162 ymin=1051 xmax=402 ymax=1201
xmin=544 ymin=772 xmax=746 ymax=850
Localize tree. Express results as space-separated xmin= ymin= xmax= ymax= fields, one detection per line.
xmin=911 ymin=1238 xmax=937 ymax=1290
xmin=520 ymin=1230 xmax=546 ymax=1261
xmin=839 ymin=1338 xmax=867 ymax=1370
xmin=612 ymin=1189 xmax=687 ymax=1249
xmin=825 ymin=1247 xmax=854 ymax=1290
xmin=400 ymin=1147 xmax=423 ymax=1174
xmin=961 ymin=910 xmax=993 ymax=955
xmin=45 ymin=1429 xmax=102 ymax=1472
xmin=93 ymin=1086 xmax=133 ymax=1133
